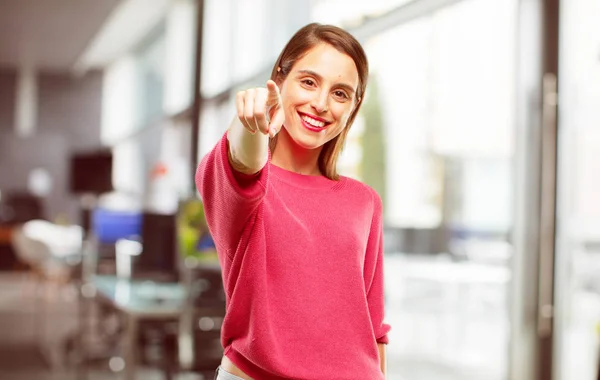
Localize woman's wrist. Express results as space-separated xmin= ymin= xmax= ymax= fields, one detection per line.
xmin=227 ymin=116 xmax=269 ymax=174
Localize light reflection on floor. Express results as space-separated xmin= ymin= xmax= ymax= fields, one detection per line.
xmin=383 ymin=253 xmax=510 ymax=380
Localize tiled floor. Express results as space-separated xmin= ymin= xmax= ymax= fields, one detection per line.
xmin=0 ymin=257 xmax=510 ymax=380
xmin=7 ymin=253 xmax=596 ymax=380
xmin=0 ymin=273 xmax=173 ymax=380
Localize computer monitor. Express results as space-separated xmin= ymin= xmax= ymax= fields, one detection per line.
xmin=135 ymin=212 xmax=179 ymax=281
xmin=69 ymin=151 xmax=113 ymax=195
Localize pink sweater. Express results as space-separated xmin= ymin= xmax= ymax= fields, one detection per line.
xmin=196 ymin=133 xmax=391 ymax=380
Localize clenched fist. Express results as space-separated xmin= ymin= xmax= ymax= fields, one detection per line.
xmin=236 ymin=80 xmax=285 ymax=138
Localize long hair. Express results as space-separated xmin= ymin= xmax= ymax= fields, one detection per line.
xmin=269 ymin=23 xmax=369 ymax=180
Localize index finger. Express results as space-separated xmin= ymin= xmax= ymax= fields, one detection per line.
xmin=266 ymin=80 xmax=281 ymax=106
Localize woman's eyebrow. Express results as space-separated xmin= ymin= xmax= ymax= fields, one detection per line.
xmin=297 ymin=69 xmax=356 ymax=95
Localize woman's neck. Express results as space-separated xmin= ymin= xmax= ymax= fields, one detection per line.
xmin=271 ymin=128 xmax=322 ymax=176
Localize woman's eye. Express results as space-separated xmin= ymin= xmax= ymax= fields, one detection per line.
xmin=334 ymin=90 xmax=349 ymax=100
xmin=302 ymin=79 xmax=315 ymax=86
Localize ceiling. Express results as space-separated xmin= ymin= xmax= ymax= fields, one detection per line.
xmin=0 ymin=0 xmax=120 ymax=70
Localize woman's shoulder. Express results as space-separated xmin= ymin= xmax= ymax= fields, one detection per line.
xmin=338 ymin=175 xmax=383 ymax=208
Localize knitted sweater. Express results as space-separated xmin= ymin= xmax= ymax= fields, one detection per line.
xmin=196 ymin=132 xmax=390 ymax=380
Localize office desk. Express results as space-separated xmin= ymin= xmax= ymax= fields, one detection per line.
xmin=87 ymin=275 xmax=186 ymax=380
xmin=0 ymin=224 xmax=19 ymax=270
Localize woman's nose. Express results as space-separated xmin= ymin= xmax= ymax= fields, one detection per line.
xmin=311 ymin=92 xmax=329 ymax=114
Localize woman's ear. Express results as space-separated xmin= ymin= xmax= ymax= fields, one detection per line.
xmin=276 ymin=75 xmax=285 ymax=87
xmin=353 ymin=96 xmax=363 ymax=111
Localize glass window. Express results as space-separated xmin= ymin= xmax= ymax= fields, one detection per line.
xmin=163 ymin=0 xmax=198 ymax=115
xmin=231 ymin=0 xmax=269 ymax=82
xmin=112 ymin=139 xmax=144 ymax=195
xmin=101 ymin=55 xmax=143 ymax=145
xmin=198 ymin=98 xmax=234 ymax=160
xmin=311 ymin=0 xmax=415 ymax=26
xmin=102 ymin=23 xmax=169 ymax=197
xmin=357 ymin=0 xmax=516 ymax=378
xmin=201 ymin=0 xmax=234 ymax=97
xmin=555 ymin=0 xmax=600 ymax=378
xmin=201 ymin=0 xmax=312 ymax=99
xmin=136 ymin=25 xmax=167 ymax=126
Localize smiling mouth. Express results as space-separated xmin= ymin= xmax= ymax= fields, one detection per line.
xmin=298 ymin=112 xmax=331 ymax=131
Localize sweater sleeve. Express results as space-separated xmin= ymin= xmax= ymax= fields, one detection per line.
xmin=365 ymin=190 xmax=392 ymax=345
xmin=195 ymin=132 xmax=269 ymax=254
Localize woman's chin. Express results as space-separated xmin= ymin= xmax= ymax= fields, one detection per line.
xmin=284 ymin=128 xmax=324 ymax=151
xmin=292 ymin=134 xmax=324 ymax=150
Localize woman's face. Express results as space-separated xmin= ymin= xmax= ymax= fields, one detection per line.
xmin=278 ymin=43 xmax=360 ymax=151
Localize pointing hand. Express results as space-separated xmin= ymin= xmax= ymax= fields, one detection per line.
xmin=236 ymin=80 xmax=285 ymax=138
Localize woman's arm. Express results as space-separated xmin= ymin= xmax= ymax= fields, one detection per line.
xmin=364 ymin=190 xmax=391 ymax=377
xmin=378 ymin=343 xmax=387 ymax=376
xmin=196 ymin=83 xmax=282 ymax=251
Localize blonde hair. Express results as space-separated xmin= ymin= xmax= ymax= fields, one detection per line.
xmin=268 ymin=23 xmax=368 ymax=180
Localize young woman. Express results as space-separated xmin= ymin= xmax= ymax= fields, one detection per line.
xmin=196 ymin=23 xmax=390 ymax=380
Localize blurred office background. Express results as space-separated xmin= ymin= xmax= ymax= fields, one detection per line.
xmin=0 ymin=0 xmax=598 ymax=379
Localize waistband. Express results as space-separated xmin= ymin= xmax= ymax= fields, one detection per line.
xmin=215 ymin=366 xmax=247 ymax=380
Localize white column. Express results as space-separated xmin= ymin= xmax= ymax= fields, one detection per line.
xmin=15 ymin=66 xmax=38 ymax=137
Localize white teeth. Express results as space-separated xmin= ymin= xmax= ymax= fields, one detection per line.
xmin=301 ymin=115 xmax=325 ymax=128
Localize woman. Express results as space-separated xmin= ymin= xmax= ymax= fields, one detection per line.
xmin=196 ymin=23 xmax=390 ymax=380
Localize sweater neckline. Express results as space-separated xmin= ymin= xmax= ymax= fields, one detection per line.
xmin=269 ymin=163 xmax=344 ymax=190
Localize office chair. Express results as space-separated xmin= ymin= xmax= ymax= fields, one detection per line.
xmin=155 ymin=264 xmax=226 ymax=379
xmin=11 ymin=220 xmax=83 ymax=281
